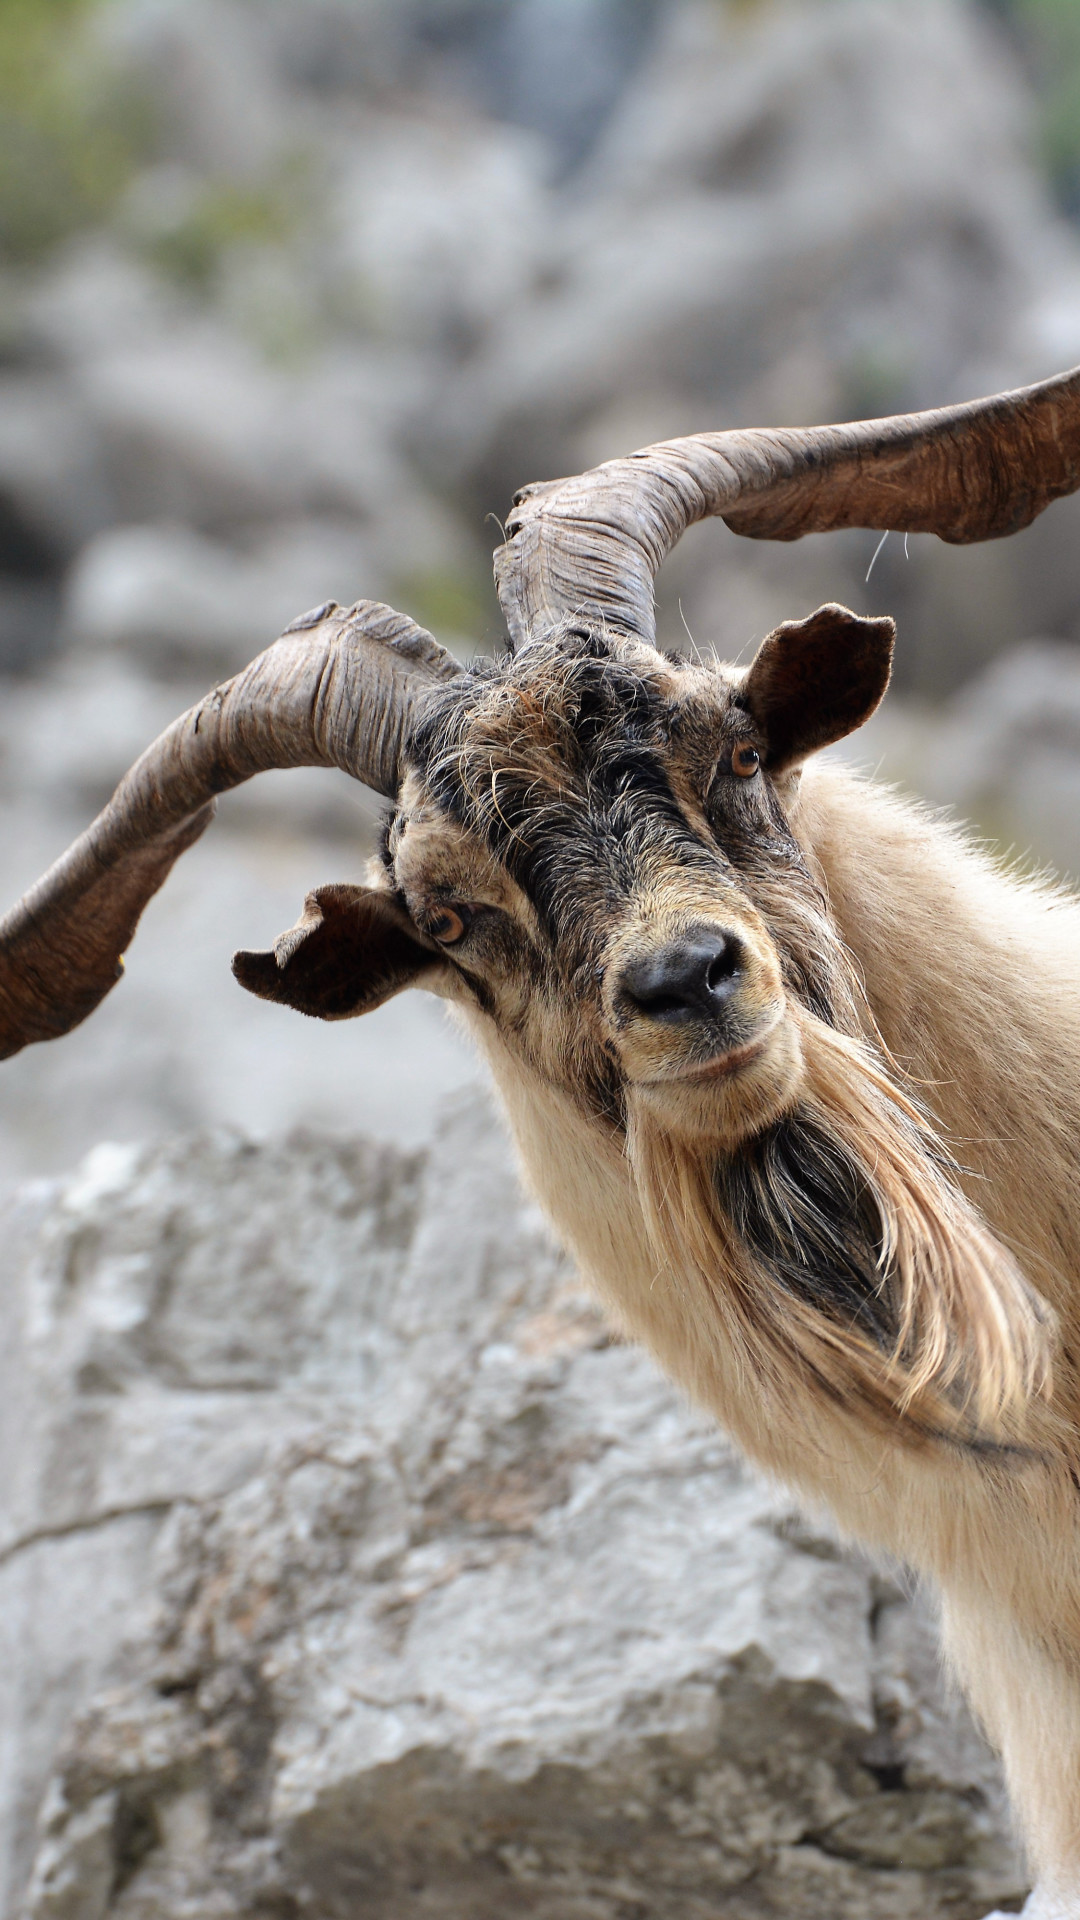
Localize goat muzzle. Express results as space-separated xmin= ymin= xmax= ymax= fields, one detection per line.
xmin=617 ymin=924 xmax=747 ymax=1027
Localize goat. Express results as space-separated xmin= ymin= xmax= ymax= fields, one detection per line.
xmin=4 ymin=368 xmax=1080 ymax=1917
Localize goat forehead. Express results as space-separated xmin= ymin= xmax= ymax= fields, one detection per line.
xmin=397 ymin=647 xmax=769 ymax=956
xmin=410 ymin=638 xmax=744 ymax=802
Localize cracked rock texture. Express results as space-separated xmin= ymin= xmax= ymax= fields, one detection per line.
xmin=0 ymin=1095 xmax=1024 ymax=1918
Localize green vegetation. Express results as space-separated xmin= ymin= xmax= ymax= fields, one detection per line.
xmin=394 ymin=564 xmax=500 ymax=650
xmin=0 ymin=0 xmax=310 ymax=312
xmin=134 ymin=170 xmax=306 ymax=294
xmin=0 ymin=0 xmax=152 ymax=262
xmin=985 ymin=0 xmax=1080 ymax=215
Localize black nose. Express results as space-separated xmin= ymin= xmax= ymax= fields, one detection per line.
xmin=619 ymin=926 xmax=745 ymax=1025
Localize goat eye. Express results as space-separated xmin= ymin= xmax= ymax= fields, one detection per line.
xmin=731 ymin=741 xmax=760 ymax=779
xmin=428 ymin=905 xmax=471 ymax=944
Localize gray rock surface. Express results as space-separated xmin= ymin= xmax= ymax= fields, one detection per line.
xmin=830 ymin=639 xmax=1080 ymax=884
xmin=1 ymin=1096 xmax=1025 ymax=1918
xmin=447 ymin=0 xmax=1055 ymax=483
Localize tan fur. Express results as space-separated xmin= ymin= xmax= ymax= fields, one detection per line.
xmin=423 ymin=758 xmax=1080 ymax=1894
xmin=629 ymin=1016 xmax=1053 ymax=1443
xmin=345 ymin=636 xmax=1080 ymax=1897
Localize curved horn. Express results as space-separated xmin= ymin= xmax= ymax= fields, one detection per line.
xmin=494 ymin=364 xmax=1080 ymax=648
xmin=0 ymin=599 xmax=462 ymax=1058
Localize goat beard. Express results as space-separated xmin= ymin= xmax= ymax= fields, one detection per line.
xmin=626 ymin=1007 xmax=1056 ymax=1453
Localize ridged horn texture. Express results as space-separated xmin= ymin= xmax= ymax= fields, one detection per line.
xmin=0 ymin=600 xmax=462 ymax=1060
xmin=494 ymin=363 xmax=1080 ymax=648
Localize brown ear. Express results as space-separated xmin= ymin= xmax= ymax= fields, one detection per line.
xmin=232 ymin=884 xmax=444 ymax=1020
xmin=741 ymin=603 xmax=894 ymax=773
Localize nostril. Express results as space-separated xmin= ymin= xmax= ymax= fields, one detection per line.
xmin=633 ymin=987 xmax=687 ymax=1020
xmin=706 ymin=941 xmax=740 ymax=995
xmin=619 ymin=926 xmax=745 ymax=1025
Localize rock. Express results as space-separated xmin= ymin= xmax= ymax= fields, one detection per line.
xmin=927 ymin=641 xmax=1080 ymax=877
xmin=21 ymin=245 xmax=183 ymax=373
xmin=468 ymin=0 xmax=663 ymax=176
xmin=831 ymin=639 xmax=1080 ymax=880
xmin=62 ymin=521 xmax=380 ymax=679
xmin=0 ymin=657 xmax=190 ymax=817
xmin=0 ymin=372 xmax=114 ymax=574
xmin=0 ymin=1098 xmax=1025 ymax=1917
xmin=0 ymin=258 xmax=164 ymax=670
xmin=262 ymin=0 xmax=663 ymax=175
xmin=20 ymin=245 xmax=468 ymax=580
xmin=435 ymin=0 xmax=1080 ymax=680
xmin=0 ymin=582 xmax=62 ymax=677
xmin=98 ymin=0 xmax=292 ymax=185
xmin=447 ymin=0 xmax=1055 ymax=485
xmin=76 ymin=320 xmax=341 ymax=530
xmin=9 ymin=0 xmax=1080 ymax=697
xmin=71 ymin=319 xmax=471 ymax=595
xmin=330 ymin=110 xmax=551 ymax=356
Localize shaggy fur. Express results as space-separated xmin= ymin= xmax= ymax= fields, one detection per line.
xmin=406 ymin=629 xmax=1054 ymax=1442
xmin=243 ymin=619 xmax=1080 ymax=1901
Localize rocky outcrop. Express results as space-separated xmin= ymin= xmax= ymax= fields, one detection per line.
xmin=1 ymin=1096 xmax=1024 ymax=1918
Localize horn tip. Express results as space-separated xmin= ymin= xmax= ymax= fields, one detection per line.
xmin=281 ymin=602 xmax=338 ymax=635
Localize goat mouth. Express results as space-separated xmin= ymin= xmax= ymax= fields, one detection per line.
xmin=674 ymin=1035 xmax=771 ymax=1083
xmin=650 ymin=1004 xmax=786 ymax=1087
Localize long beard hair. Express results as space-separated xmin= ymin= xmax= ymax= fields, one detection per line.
xmin=626 ymin=885 xmax=1058 ymax=1456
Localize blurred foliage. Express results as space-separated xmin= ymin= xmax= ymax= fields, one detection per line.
xmin=839 ymin=345 xmax=917 ymax=422
xmin=132 ymin=170 xmax=307 ymax=294
xmin=394 ymin=565 xmax=499 ymax=649
xmin=0 ymin=0 xmax=312 ymax=316
xmin=985 ymin=0 xmax=1080 ymax=215
xmin=0 ymin=0 xmax=153 ymax=262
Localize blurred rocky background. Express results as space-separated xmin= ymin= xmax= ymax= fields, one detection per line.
xmin=3 ymin=0 xmax=1080 ymax=1176
xmin=2 ymin=0 xmax=1079 ymax=1910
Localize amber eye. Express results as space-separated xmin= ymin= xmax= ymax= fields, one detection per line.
xmin=428 ymin=905 xmax=471 ymax=944
xmin=731 ymin=741 xmax=761 ymax=779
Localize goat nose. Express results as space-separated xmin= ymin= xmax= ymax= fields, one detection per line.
xmin=619 ymin=927 xmax=745 ymax=1025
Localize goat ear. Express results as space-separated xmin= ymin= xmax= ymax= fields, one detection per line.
xmin=232 ymin=883 xmax=444 ymax=1020
xmin=740 ymin=603 xmax=894 ymax=772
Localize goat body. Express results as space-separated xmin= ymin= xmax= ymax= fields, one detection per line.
xmin=5 ymin=369 xmax=1080 ymax=1915
xmin=479 ymin=760 xmax=1080 ymax=1895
